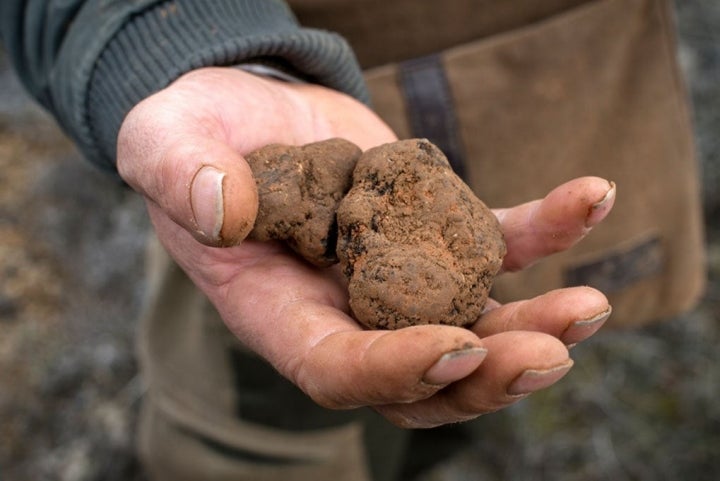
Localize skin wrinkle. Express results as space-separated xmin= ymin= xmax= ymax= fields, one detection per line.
xmin=291 ymin=330 xmax=362 ymax=409
xmin=442 ymin=388 xmax=508 ymax=419
xmin=491 ymin=201 xmax=543 ymax=273
xmin=498 ymin=300 xmax=522 ymax=333
xmin=236 ymin=76 xmax=321 ymax=151
xmin=532 ymin=197 xmax=580 ymax=248
xmin=265 ymin=288 xmax=361 ymax=397
xmin=295 ymin=326 xmax=467 ymax=409
xmin=369 ymin=332 xmax=445 ymax=400
xmin=180 ymin=244 xmax=246 ymax=289
xmin=496 ymin=179 xmax=616 ymax=273
xmin=117 ymin=102 xmax=172 ymax=194
xmin=191 ymin=241 xmax=293 ymax=290
xmin=434 ymin=374 xmax=509 ymax=416
xmin=176 ymin=71 xmax=246 ymax=143
xmin=377 ymin=408 xmax=437 ymax=430
xmin=347 ymin=333 xmax=404 ymax=406
xmin=378 ymin=382 xmax=499 ymax=429
xmin=303 ymin=87 xmax=336 ymax=145
xmin=179 ymin=72 xmax=243 ymax=143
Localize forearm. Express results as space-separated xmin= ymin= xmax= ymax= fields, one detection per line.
xmin=0 ymin=0 xmax=367 ymax=173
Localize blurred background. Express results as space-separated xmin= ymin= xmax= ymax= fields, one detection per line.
xmin=1 ymin=2 xmax=718 ymax=480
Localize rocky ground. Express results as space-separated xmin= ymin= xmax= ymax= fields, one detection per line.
xmin=1 ymin=2 xmax=718 ymax=480
xmin=0 ymin=52 xmax=149 ymax=480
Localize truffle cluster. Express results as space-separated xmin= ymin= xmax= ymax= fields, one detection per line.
xmin=247 ymin=138 xmax=506 ymax=330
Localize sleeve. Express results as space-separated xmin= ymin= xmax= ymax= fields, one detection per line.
xmin=0 ymin=0 xmax=368 ymax=173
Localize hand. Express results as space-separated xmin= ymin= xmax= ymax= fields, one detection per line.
xmin=117 ymin=67 xmax=616 ymax=429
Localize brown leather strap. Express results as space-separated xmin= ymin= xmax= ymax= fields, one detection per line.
xmin=398 ymin=54 xmax=467 ymax=180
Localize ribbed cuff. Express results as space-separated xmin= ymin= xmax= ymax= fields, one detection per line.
xmin=52 ymin=0 xmax=368 ymax=172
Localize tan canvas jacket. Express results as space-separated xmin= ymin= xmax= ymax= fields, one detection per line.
xmin=137 ymin=2 xmax=705 ymax=479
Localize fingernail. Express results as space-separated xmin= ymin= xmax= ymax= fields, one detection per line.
xmin=507 ymin=359 xmax=574 ymax=396
xmin=191 ymin=165 xmax=226 ymax=241
xmin=586 ymin=181 xmax=616 ymax=227
xmin=561 ymin=306 xmax=612 ymax=345
xmin=423 ymin=347 xmax=488 ymax=386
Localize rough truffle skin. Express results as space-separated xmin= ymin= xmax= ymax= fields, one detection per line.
xmin=336 ymin=139 xmax=506 ymax=329
xmin=247 ymin=138 xmax=361 ymax=267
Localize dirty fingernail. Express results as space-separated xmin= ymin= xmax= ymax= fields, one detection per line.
xmin=423 ymin=347 xmax=488 ymax=386
xmin=507 ymin=359 xmax=574 ymax=396
xmin=586 ymin=181 xmax=616 ymax=228
xmin=561 ymin=306 xmax=612 ymax=345
xmin=191 ymin=165 xmax=226 ymax=241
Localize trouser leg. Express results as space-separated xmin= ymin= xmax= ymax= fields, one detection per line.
xmin=135 ymin=235 xmax=415 ymax=481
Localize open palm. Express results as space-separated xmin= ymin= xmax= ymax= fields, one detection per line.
xmin=118 ymin=67 xmax=615 ymax=428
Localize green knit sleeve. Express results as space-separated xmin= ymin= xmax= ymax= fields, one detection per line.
xmin=1 ymin=0 xmax=368 ymax=172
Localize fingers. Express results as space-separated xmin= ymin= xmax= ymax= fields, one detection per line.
xmin=280 ymin=319 xmax=489 ymax=410
xmin=238 ymin=286 xmax=601 ymax=421
xmin=474 ymin=286 xmax=611 ymax=346
xmin=370 ymin=286 xmax=611 ymax=428
xmin=494 ymin=176 xmax=616 ymax=272
xmin=376 ymin=331 xmax=572 ymax=428
xmin=152 ymin=215 xmax=599 ymax=427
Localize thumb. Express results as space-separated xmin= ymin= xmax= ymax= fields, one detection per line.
xmin=119 ymin=131 xmax=258 ymax=247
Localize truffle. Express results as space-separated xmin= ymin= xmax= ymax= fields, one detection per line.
xmin=247 ymin=138 xmax=361 ymax=267
xmin=336 ymin=139 xmax=506 ymax=329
